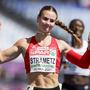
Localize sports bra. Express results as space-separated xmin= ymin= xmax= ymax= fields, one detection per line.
xmin=24 ymin=36 xmax=61 ymax=74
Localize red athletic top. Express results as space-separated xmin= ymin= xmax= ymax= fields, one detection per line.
xmin=24 ymin=36 xmax=61 ymax=74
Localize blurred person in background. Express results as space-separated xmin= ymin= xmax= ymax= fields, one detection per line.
xmin=0 ymin=5 xmax=90 ymax=90
xmin=0 ymin=21 xmax=1 ymax=30
xmin=61 ymin=19 xmax=90 ymax=90
xmin=0 ymin=22 xmax=1 ymax=30
xmin=79 ymin=0 xmax=90 ymax=8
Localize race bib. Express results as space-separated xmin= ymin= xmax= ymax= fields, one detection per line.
xmin=29 ymin=47 xmax=57 ymax=72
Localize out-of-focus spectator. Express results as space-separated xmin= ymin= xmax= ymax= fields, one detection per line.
xmin=79 ymin=0 xmax=90 ymax=9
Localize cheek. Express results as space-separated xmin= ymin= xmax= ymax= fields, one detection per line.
xmin=38 ymin=19 xmax=45 ymax=26
xmin=38 ymin=20 xmax=43 ymax=27
xmin=50 ymin=22 xmax=55 ymax=27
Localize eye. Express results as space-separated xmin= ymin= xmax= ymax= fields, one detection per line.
xmin=43 ymin=17 xmax=48 ymax=21
xmin=42 ymin=17 xmax=55 ymax=23
xmin=50 ymin=19 xmax=55 ymax=23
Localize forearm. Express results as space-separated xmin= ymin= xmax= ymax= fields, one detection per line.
xmin=66 ymin=50 xmax=90 ymax=68
xmin=0 ymin=50 xmax=18 ymax=64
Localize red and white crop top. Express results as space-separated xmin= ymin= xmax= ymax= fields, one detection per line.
xmin=24 ymin=36 xmax=61 ymax=74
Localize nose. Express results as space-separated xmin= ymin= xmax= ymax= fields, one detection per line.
xmin=46 ymin=20 xmax=51 ymax=26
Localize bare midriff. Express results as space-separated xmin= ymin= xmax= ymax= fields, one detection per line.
xmin=27 ymin=72 xmax=59 ymax=88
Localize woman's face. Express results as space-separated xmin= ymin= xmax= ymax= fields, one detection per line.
xmin=37 ymin=10 xmax=57 ymax=34
xmin=72 ymin=21 xmax=84 ymax=38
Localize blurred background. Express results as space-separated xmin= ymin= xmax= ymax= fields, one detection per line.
xmin=0 ymin=0 xmax=90 ymax=90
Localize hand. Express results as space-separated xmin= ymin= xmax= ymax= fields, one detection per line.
xmin=87 ymin=32 xmax=90 ymax=50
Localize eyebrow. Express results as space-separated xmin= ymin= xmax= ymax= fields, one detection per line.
xmin=43 ymin=16 xmax=56 ymax=21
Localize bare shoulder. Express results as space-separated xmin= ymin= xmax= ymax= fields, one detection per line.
xmin=14 ymin=37 xmax=31 ymax=49
xmin=56 ymin=39 xmax=72 ymax=52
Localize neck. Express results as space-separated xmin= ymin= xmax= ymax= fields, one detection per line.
xmin=35 ymin=31 xmax=51 ymax=42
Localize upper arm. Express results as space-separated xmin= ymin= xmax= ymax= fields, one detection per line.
xmin=57 ymin=39 xmax=72 ymax=56
xmin=0 ymin=39 xmax=24 ymax=63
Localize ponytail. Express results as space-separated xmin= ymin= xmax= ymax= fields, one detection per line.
xmin=55 ymin=20 xmax=81 ymax=44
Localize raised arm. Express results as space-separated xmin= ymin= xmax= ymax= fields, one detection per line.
xmin=0 ymin=39 xmax=23 ymax=64
xmin=59 ymin=33 xmax=90 ymax=68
